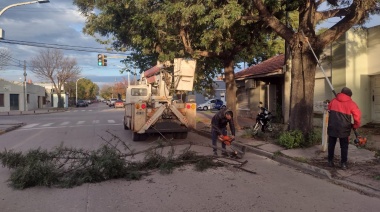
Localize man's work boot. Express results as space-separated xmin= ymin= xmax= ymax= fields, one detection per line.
xmin=221 ymin=151 xmax=229 ymax=157
xmin=328 ymin=161 xmax=335 ymax=167
xmin=341 ymin=162 xmax=347 ymax=170
xmin=213 ymin=151 xmax=218 ymax=156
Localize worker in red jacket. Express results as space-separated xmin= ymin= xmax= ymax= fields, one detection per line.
xmin=327 ymin=87 xmax=361 ymax=170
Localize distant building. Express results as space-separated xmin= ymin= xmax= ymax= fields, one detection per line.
xmin=34 ymin=82 xmax=68 ymax=108
xmin=0 ymin=79 xmax=46 ymax=112
xmin=192 ymin=80 xmax=226 ymax=104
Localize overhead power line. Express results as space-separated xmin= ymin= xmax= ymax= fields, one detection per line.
xmin=0 ymin=39 xmax=131 ymax=55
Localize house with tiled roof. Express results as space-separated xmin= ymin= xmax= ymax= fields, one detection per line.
xmin=234 ymin=54 xmax=287 ymax=121
xmin=234 ymin=25 xmax=380 ymax=126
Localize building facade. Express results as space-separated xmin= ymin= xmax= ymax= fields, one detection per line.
xmin=234 ymin=25 xmax=380 ymax=126
xmin=0 ymin=79 xmax=46 ymax=112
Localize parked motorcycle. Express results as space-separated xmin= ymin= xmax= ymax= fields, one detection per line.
xmin=252 ymin=102 xmax=273 ymax=135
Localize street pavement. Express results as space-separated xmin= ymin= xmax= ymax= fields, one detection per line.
xmin=196 ymin=110 xmax=380 ymax=198
xmin=1 ymin=108 xmax=380 ymax=199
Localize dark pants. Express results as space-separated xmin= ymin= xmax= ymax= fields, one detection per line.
xmin=212 ymin=128 xmax=227 ymax=152
xmin=328 ymin=136 xmax=349 ymax=163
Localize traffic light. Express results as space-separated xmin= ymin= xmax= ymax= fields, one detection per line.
xmin=98 ymin=54 xmax=103 ymax=66
xmin=103 ymin=55 xmax=107 ymax=66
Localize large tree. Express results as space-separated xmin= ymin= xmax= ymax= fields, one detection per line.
xmin=30 ymin=49 xmax=81 ymax=108
xmin=73 ymin=0 xmax=285 ymax=127
xmin=77 ymin=79 xmax=99 ymax=100
xmin=251 ymin=0 xmax=379 ymax=136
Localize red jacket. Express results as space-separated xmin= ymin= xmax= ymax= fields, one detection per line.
xmin=327 ymin=93 xmax=361 ymax=138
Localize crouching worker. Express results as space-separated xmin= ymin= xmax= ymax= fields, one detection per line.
xmin=211 ymin=108 xmax=235 ymax=156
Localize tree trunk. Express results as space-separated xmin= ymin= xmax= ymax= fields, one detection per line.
xmin=57 ymin=93 xmax=64 ymax=108
xmin=223 ymin=58 xmax=240 ymax=129
xmin=288 ymin=41 xmax=318 ymax=136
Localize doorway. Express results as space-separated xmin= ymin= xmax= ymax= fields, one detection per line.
xmin=9 ymin=94 xmax=19 ymax=111
xmin=371 ymin=75 xmax=380 ymax=123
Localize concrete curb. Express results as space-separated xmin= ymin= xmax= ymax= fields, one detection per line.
xmin=0 ymin=123 xmax=24 ymax=135
xmin=192 ymin=129 xmax=330 ymax=177
xmin=192 ymin=128 xmax=380 ymax=198
xmin=231 ymin=140 xmax=333 ymax=179
xmin=0 ymin=109 xmax=68 ymax=116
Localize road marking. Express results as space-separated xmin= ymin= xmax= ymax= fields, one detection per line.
xmin=22 ymin=123 xmax=40 ymax=129
xmin=93 ymin=120 xmax=100 ymax=124
xmin=81 ymin=110 xmax=86 ymax=112
xmin=77 ymin=121 xmax=85 ymax=124
xmin=60 ymin=121 xmax=70 ymax=126
xmin=108 ymin=120 xmax=115 ymax=123
xmin=89 ymin=110 xmax=93 ymax=111
xmin=42 ymin=123 xmax=54 ymax=127
xmin=17 ymin=124 xmax=121 ymax=131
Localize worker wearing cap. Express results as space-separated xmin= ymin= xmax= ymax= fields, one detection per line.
xmin=211 ymin=108 xmax=235 ymax=156
xmin=327 ymin=87 xmax=361 ymax=170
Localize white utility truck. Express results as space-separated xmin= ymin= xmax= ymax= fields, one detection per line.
xmin=123 ymin=58 xmax=197 ymax=141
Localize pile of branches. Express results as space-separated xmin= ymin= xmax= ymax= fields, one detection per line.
xmin=0 ymin=132 xmax=223 ymax=190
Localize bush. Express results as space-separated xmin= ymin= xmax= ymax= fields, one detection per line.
xmin=278 ymin=130 xmax=304 ymax=149
xmin=304 ymin=128 xmax=322 ymax=147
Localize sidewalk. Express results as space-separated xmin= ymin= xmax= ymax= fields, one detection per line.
xmin=0 ymin=108 xmax=69 ymax=116
xmin=195 ymin=111 xmax=380 ymax=198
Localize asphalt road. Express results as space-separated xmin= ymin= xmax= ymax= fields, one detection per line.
xmin=0 ymin=103 xmax=379 ymax=211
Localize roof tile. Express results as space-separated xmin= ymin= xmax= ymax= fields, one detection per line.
xmin=235 ymin=54 xmax=285 ymax=79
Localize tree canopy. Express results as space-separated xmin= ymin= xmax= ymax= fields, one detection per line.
xmin=251 ymin=0 xmax=379 ymax=135
xmin=73 ymin=0 xmax=286 ymax=125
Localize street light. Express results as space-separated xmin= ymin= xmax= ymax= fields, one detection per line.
xmin=76 ymin=77 xmax=85 ymax=106
xmin=0 ymin=0 xmax=50 ymax=111
xmin=0 ymin=1 xmax=50 ymax=39
xmin=0 ymin=1 xmax=50 ymax=17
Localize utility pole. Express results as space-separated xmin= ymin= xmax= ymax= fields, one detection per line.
xmin=23 ymin=60 xmax=27 ymax=111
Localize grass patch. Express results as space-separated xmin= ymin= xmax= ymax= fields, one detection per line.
xmin=293 ymin=157 xmax=309 ymax=163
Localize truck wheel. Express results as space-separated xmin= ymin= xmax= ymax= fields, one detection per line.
xmin=132 ymin=132 xmax=147 ymax=141
xmin=180 ymin=132 xmax=188 ymax=139
xmin=123 ymin=118 xmax=129 ymax=130
xmin=203 ymin=106 xmax=208 ymax=111
xmin=132 ymin=132 xmax=140 ymax=141
xmin=173 ymin=132 xmax=181 ymax=139
xmin=140 ymin=133 xmax=148 ymax=141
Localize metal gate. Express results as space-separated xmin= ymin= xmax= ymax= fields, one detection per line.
xmin=372 ymin=75 xmax=380 ymax=123
xmin=9 ymin=94 xmax=19 ymax=110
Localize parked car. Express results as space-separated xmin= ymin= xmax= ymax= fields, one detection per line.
xmin=114 ymin=100 xmax=125 ymax=108
xmin=214 ymin=99 xmax=226 ymax=110
xmin=108 ymin=98 xmax=118 ymax=107
xmin=197 ymin=99 xmax=225 ymax=110
xmin=76 ymin=100 xmax=87 ymax=107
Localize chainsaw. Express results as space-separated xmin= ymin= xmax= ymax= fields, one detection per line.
xmin=353 ymin=129 xmax=367 ymax=147
xmin=218 ymin=135 xmax=234 ymax=146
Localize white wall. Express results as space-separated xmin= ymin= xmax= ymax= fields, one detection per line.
xmin=345 ymin=29 xmax=371 ymax=125
xmin=0 ymin=79 xmax=45 ymax=112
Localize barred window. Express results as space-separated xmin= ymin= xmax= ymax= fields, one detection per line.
xmin=0 ymin=94 xmax=4 ymax=107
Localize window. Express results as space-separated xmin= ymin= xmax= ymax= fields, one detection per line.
xmin=27 ymin=94 xmax=30 ymax=104
xmin=131 ymin=88 xmax=147 ymax=96
xmin=0 ymin=94 xmax=4 ymax=107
